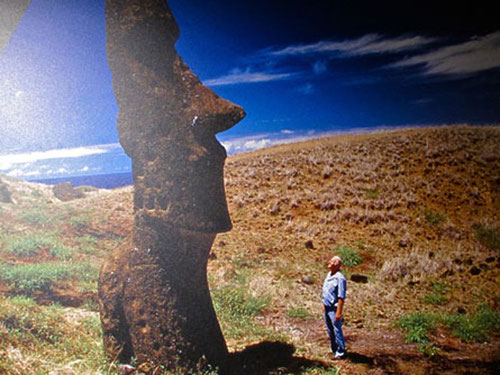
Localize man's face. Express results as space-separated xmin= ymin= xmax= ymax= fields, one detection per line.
xmin=327 ymin=258 xmax=340 ymax=273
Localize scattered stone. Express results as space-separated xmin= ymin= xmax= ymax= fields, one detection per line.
xmin=301 ymin=275 xmax=314 ymax=285
xmin=208 ymin=252 xmax=217 ymax=260
xmin=0 ymin=179 xmax=12 ymax=203
xmin=119 ymin=364 xmax=136 ymax=375
xmin=257 ymin=247 xmax=266 ymax=254
xmin=428 ymin=251 xmax=435 ymax=258
xmin=457 ymin=306 xmax=466 ymax=314
xmin=351 ymin=274 xmax=369 ymax=284
xmin=479 ymin=263 xmax=489 ymax=270
xmin=53 ymin=182 xmax=84 ymax=201
xmin=305 ymin=240 xmax=314 ymax=249
xmin=284 ymin=212 xmax=293 ymax=220
xmin=218 ymin=240 xmax=226 ymax=247
xmin=269 ymin=204 xmax=281 ymax=215
xmin=485 ymin=256 xmax=495 ymax=263
xmin=453 ymin=258 xmax=463 ymax=265
xmin=470 ymin=266 xmax=481 ymax=275
xmin=398 ymin=233 xmax=411 ymax=247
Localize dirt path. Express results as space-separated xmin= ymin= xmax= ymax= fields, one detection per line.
xmin=327 ymin=326 xmax=499 ymax=374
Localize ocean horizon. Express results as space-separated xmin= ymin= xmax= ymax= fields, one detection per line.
xmin=30 ymin=172 xmax=133 ymax=189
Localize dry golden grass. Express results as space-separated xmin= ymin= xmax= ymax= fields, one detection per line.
xmin=0 ymin=125 xmax=499 ymax=374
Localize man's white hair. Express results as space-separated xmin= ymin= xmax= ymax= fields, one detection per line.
xmin=331 ymin=256 xmax=342 ymax=265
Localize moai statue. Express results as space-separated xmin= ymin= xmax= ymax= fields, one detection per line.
xmin=98 ymin=0 xmax=244 ymax=373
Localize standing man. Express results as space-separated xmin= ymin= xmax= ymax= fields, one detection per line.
xmin=322 ymin=256 xmax=347 ymax=359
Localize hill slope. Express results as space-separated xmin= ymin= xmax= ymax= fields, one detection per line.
xmin=0 ymin=125 xmax=498 ymax=374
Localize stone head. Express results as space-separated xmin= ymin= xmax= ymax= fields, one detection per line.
xmin=105 ymin=0 xmax=245 ymax=233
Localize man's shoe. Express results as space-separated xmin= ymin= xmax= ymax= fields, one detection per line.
xmin=333 ymin=351 xmax=346 ymax=360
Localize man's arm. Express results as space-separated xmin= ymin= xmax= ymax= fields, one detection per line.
xmin=335 ymin=298 xmax=344 ymax=320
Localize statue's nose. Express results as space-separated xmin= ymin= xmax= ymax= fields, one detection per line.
xmin=190 ymin=84 xmax=245 ymax=135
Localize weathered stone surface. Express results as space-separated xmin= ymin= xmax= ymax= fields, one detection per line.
xmin=53 ymin=182 xmax=84 ymax=202
xmin=98 ymin=0 xmax=244 ymax=372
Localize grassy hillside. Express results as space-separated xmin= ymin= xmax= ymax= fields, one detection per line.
xmin=0 ymin=125 xmax=498 ymax=374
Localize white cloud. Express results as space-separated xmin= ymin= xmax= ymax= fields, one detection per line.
xmin=204 ymin=68 xmax=296 ymax=86
xmin=0 ymin=143 xmax=120 ymax=170
xmin=389 ymin=31 xmax=500 ymax=76
xmin=269 ymin=34 xmax=437 ymax=58
xmin=281 ymin=129 xmax=294 ymax=134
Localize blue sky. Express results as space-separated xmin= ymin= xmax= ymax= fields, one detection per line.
xmin=0 ymin=0 xmax=499 ymax=180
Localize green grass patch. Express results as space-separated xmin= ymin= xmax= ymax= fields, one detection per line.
xmin=0 ymin=295 xmax=113 ymax=374
xmin=399 ymin=306 xmax=500 ymax=354
xmin=439 ymin=305 xmax=500 ymax=343
xmin=0 ymin=261 xmax=99 ymax=296
xmin=422 ymin=207 xmax=447 ymax=227
xmin=336 ymin=245 xmax=362 ymax=267
xmin=287 ymin=306 xmax=311 ymax=319
xmin=76 ymin=234 xmax=99 ymax=255
xmin=423 ymin=282 xmax=449 ymax=306
xmin=473 ymin=224 xmax=500 ymax=250
xmin=5 ymin=234 xmax=53 ymax=257
xmin=365 ymin=189 xmax=379 ymax=199
xmin=4 ymin=233 xmax=73 ymax=260
xmin=17 ymin=206 xmax=50 ymax=224
xmin=68 ymin=212 xmax=90 ymax=229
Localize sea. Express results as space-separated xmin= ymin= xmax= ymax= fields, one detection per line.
xmin=31 ymin=172 xmax=133 ymax=189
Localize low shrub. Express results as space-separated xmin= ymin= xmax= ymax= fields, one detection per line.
xmin=423 ymin=207 xmax=446 ymax=227
xmin=398 ymin=312 xmax=436 ymax=344
xmin=440 ymin=306 xmax=500 ymax=343
xmin=336 ymin=245 xmax=362 ymax=267
xmin=474 ymin=224 xmax=500 ymax=250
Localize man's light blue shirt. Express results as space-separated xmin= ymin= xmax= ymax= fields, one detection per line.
xmin=322 ymin=271 xmax=346 ymax=308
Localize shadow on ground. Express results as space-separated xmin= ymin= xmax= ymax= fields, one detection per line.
xmin=225 ymin=341 xmax=331 ymax=375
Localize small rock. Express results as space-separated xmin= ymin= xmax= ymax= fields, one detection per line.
xmin=470 ymin=266 xmax=481 ymax=275
xmin=208 ymin=252 xmax=217 ymax=260
xmin=301 ymin=275 xmax=314 ymax=284
xmin=398 ymin=233 xmax=411 ymax=247
xmin=479 ymin=263 xmax=489 ymax=270
xmin=351 ymin=274 xmax=368 ymax=284
xmin=119 ymin=364 xmax=136 ymax=375
xmin=257 ymin=247 xmax=266 ymax=254
xmin=53 ymin=182 xmax=84 ymax=201
xmin=218 ymin=240 xmax=226 ymax=247
xmin=284 ymin=212 xmax=293 ymax=220
xmin=457 ymin=306 xmax=466 ymax=314
xmin=305 ymin=240 xmax=314 ymax=249
xmin=269 ymin=204 xmax=280 ymax=215
xmin=485 ymin=256 xmax=495 ymax=263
